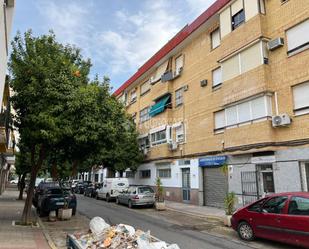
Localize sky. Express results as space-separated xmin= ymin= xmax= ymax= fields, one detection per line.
xmin=12 ymin=0 xmax=215 ymax=91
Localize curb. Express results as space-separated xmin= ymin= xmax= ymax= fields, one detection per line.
xmin=37 ymin=217 xmax=58 ymax=249
xmin=165 ymin=206 xmax=224 ymax=222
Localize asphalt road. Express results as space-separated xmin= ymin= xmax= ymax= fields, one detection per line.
xmin=76 ymin=195 xmax=291 ymax=249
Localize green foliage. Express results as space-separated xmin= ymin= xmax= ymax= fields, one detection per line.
xmin=155 ymin=177 xmax=164 ymax=202
xmin=224 ymin=192 xmax=236 ymax=215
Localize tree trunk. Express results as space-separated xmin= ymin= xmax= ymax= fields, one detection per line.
xmin=21 ymin=145 xmax=45 ymax=225
xmin=18 ymin=173 xmax=26 ymax=200
xmin=71 ymin=160 xmax=78 ymax=177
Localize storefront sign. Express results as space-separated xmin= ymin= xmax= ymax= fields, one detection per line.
xmin=199 ymin=156 xmax=227 ymax=167
xmin=251 ymin=156 xmax=276 ymax=164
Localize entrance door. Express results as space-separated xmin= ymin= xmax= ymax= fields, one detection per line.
xmin=306 ymin=163 xmax=309 ymax=191
xmin=182 ymin=168 xmax=190 ymax=202
xmin=257 ymin=164 xmax=275 ymax=196
xmin=241 ymin=171 xmax=260 ymax=205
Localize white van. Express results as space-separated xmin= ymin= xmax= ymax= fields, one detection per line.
xmin=96 ymin=178 xmax=129 ymax=202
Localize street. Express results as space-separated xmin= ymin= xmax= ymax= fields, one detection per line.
xmin=76 ymin=195 xmax=293 ymax=249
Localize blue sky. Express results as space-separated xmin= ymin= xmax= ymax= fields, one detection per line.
xmin=12 ymin=0 xmax=215 ymax=91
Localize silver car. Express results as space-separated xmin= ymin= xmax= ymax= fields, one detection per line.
xmin=116 ymin=185 xmax=155 ymax=208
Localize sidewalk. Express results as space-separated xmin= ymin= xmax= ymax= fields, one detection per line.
xmin=165 ymin=200 xmax=225 ymax=220
xmin=0 ymin=186 xmax=51 ymax=249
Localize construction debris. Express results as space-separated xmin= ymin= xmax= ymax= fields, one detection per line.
xmin=69 ymin=217 xmax=180 ymax=249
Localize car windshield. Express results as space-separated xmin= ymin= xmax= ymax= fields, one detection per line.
xmin=47 ymin=188 xmax=62 ymax=195
xmin=138 ymin=187 xmax=154 ymax=194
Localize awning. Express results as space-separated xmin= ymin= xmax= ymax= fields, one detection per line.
xmin=149 ymin=95 xmax=170 ymax=117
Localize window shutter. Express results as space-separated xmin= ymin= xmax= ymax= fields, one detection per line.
xmin=286 ymin=20 xmax=309 ymax=52
xmin=211 ymin=28 xmax=220 ymax=49
xmin=293 ymin=81 xmax=309 ymax=109
xmin=240 ymin=42 xmax=262 ymax=73
xmin=251 ymin=96 xmax=266 ymax=119
xmin=222 ymin=55 xmax=240 ymax=81
xmin=231 ymin=0 xmax=243 ymax=15
xmin=215 ymin=110 xmax=225 ymax=129
xmin=244 ymin=0 xmax=259 ymax=21
xmin=220 ymin=7 xmax=232 ymax=38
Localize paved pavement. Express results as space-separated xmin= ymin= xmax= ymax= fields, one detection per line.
xmin=76 ymin=194 xmax=293 ymax=249
xmin=0 ymin=186 xmax=50 ymax=249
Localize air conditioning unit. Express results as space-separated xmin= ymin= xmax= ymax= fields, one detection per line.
xmin=267 ymin=38 xmax=284 ymax=51
xmin=200 ymin=79 xmax=208 ymax=87
xmin=149 ymin=76 xmax=155 ymax=84
xmin=169 ymin=142 xmax=178 ymax=151
xmin=272 ymin=114 xmax=291 ymax=127
xmin=161 ymin=71 xmax=173 ymax=82
xmin=183 ymin=85 xmax=189 ymax=91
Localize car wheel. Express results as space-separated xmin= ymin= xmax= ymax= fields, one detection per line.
xmin=116 ymin=197 xmax=120 ymax=205
xmin=106 ymin=194 xmax=111 ymax=202
xmin=128 ymin=200 xmax=133 ymax=209
xmin=237 ymin=221 xmax=255 ymax=241
xmin=72 ymin=207 xmax=76 ymax=216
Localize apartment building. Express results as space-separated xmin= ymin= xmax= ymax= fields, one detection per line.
xmin=0 ymin=0 xmax=15 ymax=194
xmin=114 ymin=0 xmax=309 ymax=208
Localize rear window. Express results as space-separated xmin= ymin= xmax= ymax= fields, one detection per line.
xmin=138 ymin=187 xmax=154 ymax=194
xmin=47 ymin=188 xmax=62 ymax=195
xmin=288 ymin=196 xmax=309 ymax=216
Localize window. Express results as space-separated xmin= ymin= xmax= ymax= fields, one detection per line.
xmin=214 ymin=95 xmax=272 ymax=131
xmin=131 ymin=113 xmax=137 ymax=124
xmin=140 ymin=80 xmax=151 ymax=96
xmin=212 ymin=67 xmax=222 ymax=88
xmin=179 ymin=159 xmax=190 ymax=165
xmin=293 ymin=81 xmax=309 ymax=115
xmin=119 ymin=92 xmax=128 ymax=106
xmin=139 ymin=170 xmax=151 ymax=179
xmin=175 ymin=55 xmax=184 ymax=74
xmin=140 ymin=107 xmax=150 ymax=123
xmin=211 ymin=28 xmax=220 ymax=49
xmin=286 ymin=19 xmax=309 ymax=56
xmin=232 ymin=9 xmax=245 ymax=30
xmin=288 ymin=196 xmax=309 ymax=216
xmin=94 ymin=174 xmax=99 ymax=182
xmin=157 ymin=168 xmax=171 ymax=178
xmin=130 ymin=89 xmax=137 ymax=103
xmin=247 ymin=198 xmax=267 ymax=212
xmin=222 ymin=41 xmax=268 ymax=82
xmin=138 ymin=186 xmax=154 ymax=194
xmin=138 ymin=135 xmax=150 ymax=149
xmin=125 ymin=171 xmax=135 ymax=178
xmin=175 ymin=123 xmax=185 ymax=143
xmin=151 ymin=129 xmax=167 ymax=146
xmin=175 ymin=88 xmax=183 ymax=106
xmin=262 ymin=196 xmax=288 ymax=214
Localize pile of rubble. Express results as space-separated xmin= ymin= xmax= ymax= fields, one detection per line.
xmin=71 ymin=217 xmax=180 ymax=249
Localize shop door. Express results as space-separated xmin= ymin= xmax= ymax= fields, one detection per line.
xmin=257 ymin=164 xmax=275 ymax=196
xmin=203 ymin=168 xmax=228 ymax=208
xmin=182 ymin=168 xmax=190 ymax=202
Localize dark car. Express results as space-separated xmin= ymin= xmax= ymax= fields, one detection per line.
xmin=36 ymin=187 xmax=77 ymax=217
xmin=84 ymin=183 xmax=95 ymax=197
xmin=32 ymin=181 xmax=59 ymax=207
xmin=231 ymin=192 xmax=309 ymax=248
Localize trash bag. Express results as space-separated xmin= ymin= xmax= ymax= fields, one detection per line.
xmin=116 ymin=224 xmax=136 ymax=237
xmin=89 ymin=217 xmax=110 ymax=241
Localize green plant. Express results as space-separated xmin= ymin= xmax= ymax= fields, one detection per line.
xmin=224 ymin=192 xmax=236 ymax=215
xmin=220 ymin=163 xmax=229 ymax=176
xmin=155 ymin=177 xmax=164 ymax=202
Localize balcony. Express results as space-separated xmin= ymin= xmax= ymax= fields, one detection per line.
xmin=0 ymin=110 xmax=11 ymax=152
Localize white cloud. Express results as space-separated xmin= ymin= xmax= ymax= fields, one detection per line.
xmin=185 ymin=0 xmax=216 ymax=18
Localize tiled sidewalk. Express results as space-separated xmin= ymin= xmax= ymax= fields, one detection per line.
xmin=0 ymin=186 xmax=50 ymax=249
xmin=165 ymin=200 xmax=225 ymax=220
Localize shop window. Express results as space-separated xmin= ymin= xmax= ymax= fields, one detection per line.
xmin=211 ymin=28 xmax=220 ymax=49
xmin=139 ymin=170 xmax=151 ymax=179
xmin=232 ymin=9 xmax=245 ymax=30
xmin=293 ymin=81 xmax=309 ymax=116
xmin=175 ymin=88 xmax=183 ymax=107
xmin=212 ymin=67 xmax=222 ymax=88
xmin=286 ymin=19 xmax=309 ymax=56
xmin=157 ymin=168 xmax=171 ymax=178
xmin=140 ymin=107 xmax=150 ymax=123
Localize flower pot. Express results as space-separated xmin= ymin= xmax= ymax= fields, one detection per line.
xmin=155 ymin=201 xmax=166 ymax=211
xmin=58 ymin=208 xmax=72 ymax=220
xmin=223 ymin=215 xmax=232 ymax=227
xmin=48 ymin=210 xmax=57 ymax=222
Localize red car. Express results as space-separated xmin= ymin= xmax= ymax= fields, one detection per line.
xmin=231 ymin=192 xmax=309 ymax=248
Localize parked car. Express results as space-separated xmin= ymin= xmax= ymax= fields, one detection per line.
xmin=74 ymin=181 xmax=91 ymax=194
xmin=32 ymin=181 xmax=59 ymax=207
xmin=231 ymin=192 xmax=309 ymax=248
xmin=36 ymin=186 xmax=77 ymax=217
xmin=10 ymin=179 xmax=18 ymax=184
xmin=97 ymin=178 xmax=129 ymax=202
xmin=116 ymin=185 xmax=155 ymax=208
xmin=84 ymin=183 xmax=95 ymax=197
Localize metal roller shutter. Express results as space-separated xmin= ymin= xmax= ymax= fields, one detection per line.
xmin=203 ymin=168 xmax=228 ymax=208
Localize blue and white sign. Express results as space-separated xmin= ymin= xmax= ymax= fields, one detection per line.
xmin=199 ymin=156 xmax=227 ymax=167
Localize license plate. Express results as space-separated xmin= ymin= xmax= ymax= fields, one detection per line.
xmin=56 ymin=202 xmax=64 ymax=205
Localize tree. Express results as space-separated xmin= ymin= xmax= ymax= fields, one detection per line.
xmin=15 ymin=147 xmax=31 ymax=200
xmin=9 ymin=30 xmax=91 ymax=224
